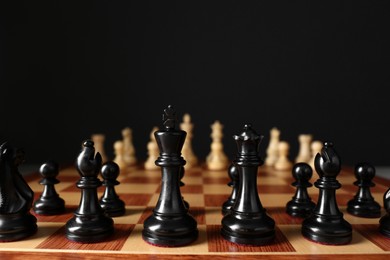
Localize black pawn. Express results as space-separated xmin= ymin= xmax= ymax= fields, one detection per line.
xmin=66 ymin=140 xmax=114 ymax=243
xmin=380 ymin=187 xmax=390 ymax=237
xmin=0 ymin=142 xmax=37 ymax=242
xmin=221 ymin=124 xmax=275 ymax=245
xmin=302 ymin=141 xmax=352 ymax=245
xmin=142 ymin=105 xmax=198 ymax=247
xmin=347 ymin=162 xmax=381 ymax=218
xmin=99 ymin=161 xmax=126 ymax=217
xmin=179 ymin=166 xmax=190 ymax=209
xmin=33 ymin=160 xmax=65 ymax=215
xmin=286 ymin=162 xmax=316 ymax=218
xmin=222 ymin=163 xmax=239 ymax=216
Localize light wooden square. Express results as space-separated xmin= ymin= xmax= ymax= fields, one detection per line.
xmin=205 ymin=207 xmax=223 ymax=225
xmin=112 ymin=206 xmax=146 ymax=224
xmin=184 ymin=194 xmax=205 ymax=207
xmin=260 ymin=194 xmax=292 ymax=207
xmin=0 ymin=222 xmax=62 ymax=249
xmin=121 ymin=224 xmax=208 ymax=253
xmin=115 ymin=183 xmax=159 ymax=194
xmin=279 ymin=224 xmax=384 ymax=254
xmin=203 ymin=184 xmax=230 ymax=195
xmin=182 ymin=176 xmax=203 ymax=185
xmin=202 ymin=170 xmax=228 ymax=178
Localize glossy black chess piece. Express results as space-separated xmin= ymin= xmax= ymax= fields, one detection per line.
xmin=66 ymin=140 xmax=114 ymax=243
xmin=0 ymin=142 xmax=37 ymax=241
xmin=99 ymin=161 xmax=126 ymax=217
xmin=347 ymin=162 xmax=381 ymax=218
xmin=179 ymin=166 xmax=190 ymax=209
xmin=142 ymin=105 xmax=198 ymax=247
xmin=301 ymin=141 xmax=352 ymax=245
xmin=222 ymin=163 xmax=239 ymax=216
xmin=221 ymin=124 xmax=275 ymax=245
xmin=286 ymin=162 xmax=316 ymax=218
xmin=379 ymin=178 xmax=390 ymax=237
xmin=33 ymin=160 xmax=66 ymax=215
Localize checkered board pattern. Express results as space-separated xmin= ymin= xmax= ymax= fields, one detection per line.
xmin=1 ymin=164 xmax=390 ymax=259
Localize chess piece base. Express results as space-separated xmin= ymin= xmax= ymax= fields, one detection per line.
xmin=221 ymin=211 xmax=275 ymax=245
xmin=347 ymin=199 xmax=381 ymax=218
xmin=33 ymin=196 xmax=66 ymax=215
xmin=100 ymin=198 xmax=126 ymax=217
xmin=302 ymin=213 xmax=352 ymax=245
xmin=142 ymin=213 xmax=198 ymax=247
xmin=379 ymin=215 xmax=390 ymax=237
xmin=0 ymin=213 xmax=37 ymax=242
xmin=66 ymin=213 xmax=114 ymax=243
xmin=286 ymin=199 xmax=316 ymax=218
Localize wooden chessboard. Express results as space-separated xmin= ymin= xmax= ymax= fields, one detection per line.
xmin=1 ymin=163 xmax=390 ymax=259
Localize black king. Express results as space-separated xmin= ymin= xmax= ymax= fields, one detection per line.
xmin=142 ymin=105 xmax=198 ymax=247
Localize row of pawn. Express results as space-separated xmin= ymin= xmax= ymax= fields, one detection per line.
xmin=264 ymin=127 xmax=324 ymax=171
xmin=91 ymin=114 xmax=231 ymax=172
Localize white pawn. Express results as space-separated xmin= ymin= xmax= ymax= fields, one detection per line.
xmin=91 ymin=133 xmax=108 ymax=163
xmin=274 ymin=141 xmax=293 ymax=171
xmin=265 ymin=127 xmax=280 ymax=166
xmin=144 ymin=126 xmax=160 ymax=171
xmin=180 ymin=113 xmax=198 ymax=169
xmin=113 ymin=140 xmax=127 ymax=170
xmin=122 ymin=127 xmax=137 ymax=167
xmin=206 ymin=120 xmax=229 ymax=171
xmin=309 ymin=140 xmax=323 ymax=171
xmin=295 ymin=134 xmax=313 ymax=163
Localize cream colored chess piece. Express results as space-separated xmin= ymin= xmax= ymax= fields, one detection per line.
xmin=144 ymin=126 xmax=160 ymax=170
xmin=265 ymin=127 xmax=280 ymax=166
xmin=180 ymin=113 xmax=198 ymax=169
xmin=206 ymin=120 xmax=229 ymax=171
xmin=309 ymin=140 xmax=323 ymax=171
xmin=113 ymin=140 xmax=127 ymax=170
xmin=91 ymin=133 xmax=108 ymax=163
xmin=122 ymin=127 xmax=137 ymax=167
xmin=274 ymin=141 xmax=293 ymax=171
xmin=295 ymin=134 xmax=313 ymax=163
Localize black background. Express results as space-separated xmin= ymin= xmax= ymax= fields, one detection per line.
xmin=1 ymin=1 xmax=389 ymax=168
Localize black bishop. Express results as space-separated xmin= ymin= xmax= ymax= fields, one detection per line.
xmin=65 ymin=140 xmax=114 ymax=243
xmin=301 ymin=141 xmax=352 ymax=245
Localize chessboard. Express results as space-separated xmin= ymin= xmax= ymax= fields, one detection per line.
xmin=1 ymin=163 xmax=390 ymax=259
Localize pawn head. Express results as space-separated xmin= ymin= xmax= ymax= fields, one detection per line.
xmin=354 ymin=162 xmax=375 ymax=181
xmin=101 ymin=161 xmax=120 ymax=180
xmin=228 ymin=163 xmax=239 ymax=179
xmin=39 ymin=160 xmax=59 ymax=178
xmin=292 ymin=162 xmax=313 ymax=181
